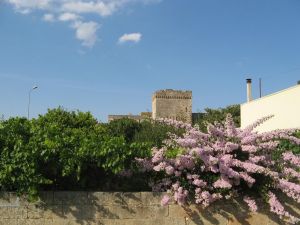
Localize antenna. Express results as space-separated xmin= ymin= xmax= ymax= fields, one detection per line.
xmin=259 ymin=78 xmax=262 ymax=98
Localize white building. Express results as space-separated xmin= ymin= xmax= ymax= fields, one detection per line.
xmin=240 ymin=79 xmax=300 ymax=132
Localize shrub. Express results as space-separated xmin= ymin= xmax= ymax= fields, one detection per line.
xmin=107 ymin=118 xmax=141 ymax=143
xmin=0 ymin=108 xmax=152 ymax=198
xmin=0 ymin=117 xmax=48 ymax=199
xmin=133 ymin=120 xmax=185 ymax=148
xmin=106 ymin=118 xmax=185 ymax=150
xmin=136 ymin=115 xmax=300 ymax=224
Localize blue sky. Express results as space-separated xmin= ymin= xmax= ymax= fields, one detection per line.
xmin=1 ymin=0 xmax=300 ymax=122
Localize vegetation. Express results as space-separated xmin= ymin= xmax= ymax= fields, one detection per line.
xmin=0 ymin=108 xmax=182 ymax=199
xmin=138 ymin=116 xmax=300 ymax=224
xmin=1 ymin=103 xmax=299 ymax=223
xmin=193 ymin=104 xmax=240 ymax=132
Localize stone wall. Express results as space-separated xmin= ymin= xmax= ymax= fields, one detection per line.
xmin=0 ymin=192 xmax=299 ymax=225
xmin=108 ymin=115 xmax=143 ymax=122
xmin=108 ymin=112 xmax=152 ymax=122
xmin=152 ymin=89 xmax=192 ymax=123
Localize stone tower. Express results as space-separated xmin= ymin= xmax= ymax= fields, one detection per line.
xmin=152 ymin=89 xmax=192 ymax=123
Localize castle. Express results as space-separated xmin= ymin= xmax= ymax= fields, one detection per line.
xmin=108 ymin=89 xmax=193 ymax=123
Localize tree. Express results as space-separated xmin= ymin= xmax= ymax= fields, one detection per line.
xmin=194 ymin=104 xmax=240 ymax=132
xmin=107 ymin=118 xmax=141 ymax=143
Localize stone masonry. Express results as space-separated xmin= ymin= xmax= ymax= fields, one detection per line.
xmin=108 ymin=89 xmax=193 ymax=123
xmin=152 ymin=89 xmax=192 ymax=123
xmin=0 ymin=191 xmax=299 ymax=225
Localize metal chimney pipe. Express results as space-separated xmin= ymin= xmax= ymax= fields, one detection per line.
xmin=246 ymin=78 xmax=252 ymax=102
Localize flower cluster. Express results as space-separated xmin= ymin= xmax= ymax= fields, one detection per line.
xmin=243 ymin=196 xmax=258 ymax=212
xmin=136 ymin=114 xmax=300 ymax=224
xmin=268 ymin=191 xmax=299 ymax=224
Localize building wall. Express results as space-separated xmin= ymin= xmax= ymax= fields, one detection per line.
xmin=241 ymin=85 xmax=300 ymax=132
xmin=152 ymin=89 xmax=192 ymax=123
xmin=108 ymin=112 xmax=151 ymax=122
xmin=0 ymin=191 xmax=298 ymax=225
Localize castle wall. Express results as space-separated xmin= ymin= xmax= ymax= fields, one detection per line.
xmin=108 ymin=112 xmax=151 ymax=122
xmin=108 ymin=115 xmax=143 ymax=122
xmin=152 ymin=90 xmax=192 ymax=123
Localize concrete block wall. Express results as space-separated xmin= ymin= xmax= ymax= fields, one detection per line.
xmin=0 ymin=192 xmax=299 ymax=225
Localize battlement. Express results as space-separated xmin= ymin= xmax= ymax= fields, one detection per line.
xmin=152 ymin=89 xmax=192 ymax=100
xmin=152 ymin=89 xmax=192 ymax=123
xmin=108 ymin=89 xmax=193 ymax=124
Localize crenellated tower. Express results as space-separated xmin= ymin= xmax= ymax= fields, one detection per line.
xmin=152 ymin=89 xmax=192 ymax=123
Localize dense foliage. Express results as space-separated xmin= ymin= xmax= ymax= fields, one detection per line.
xmin=0 ymin=108 xmax=184 ymax=198
xmin=0 ymin=108 xmax=180 ymax=198
xmin=193 ymin=104 xmax=240 ymax=132
xmin=106 ymin=118 xmax=184 ymax=147
xmin=137 ymin=116 xmax=300 ymax=224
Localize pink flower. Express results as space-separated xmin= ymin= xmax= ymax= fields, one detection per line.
xmin=161 ymin=195 xmax=170 ymax=206
xmin=153 ymin=162 xmax=167 ymax=171
xmin=224 ymin=142 xmax=239 ymax=152
xmin=239 ymin=172 xmax=255 ymax=187
xmin=268 ymin=191 xmax=299 ymax=224
xmin=165 ymin=165 xmax=175 ymax=175
xmin=213 ymin=176 xmax=232 ymax=189
xmin=241 ymin=145 xmax=258 ymax=153
xmin=176 ymin=137 xmax=198 ymax=148
xmin=248 ymin=155 xmax=266 ymax=164
xmin=243 ymin=196 xmax=257 ymax=212
xmin=172 ymin=182 xmax=180 ymax=191
xmin=237 ymin=161 xmax=265 ymax=173
xmin=207 ymin=124 xmax=224 ymax=137
xmin=135 ymin=158 xmax=153 ymax=171
xmin=174 ymin=187 xmax=188 ymax=205
xmin=283 ymin=167 xmax=300 ymax=180
xmin=277 ymin=179 xmax=300 ymax=203
xmin=225 ymin=114 xmax=237 ymax=137
xmin=282 ymin=152 xmax=300 ymax=167
xmin=268 ymin=192 xmax=285 ymax=217
xmin=174 ymin=170 xmax=182 ymax=177
xmin=192 ymin=179 xmax=207 ymax=187
xmin=152 ymin=148 xmax=164 ymax=163
xmin=258 ymin=141 xmax=280 ymax=150
xmin=136 ymin=114 xmax=300 ymax=224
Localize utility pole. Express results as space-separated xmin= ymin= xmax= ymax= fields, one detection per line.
xmin=27 ymin=86 xmax=38 ymax=119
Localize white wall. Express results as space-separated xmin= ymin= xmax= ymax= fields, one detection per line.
xmin=241 ymin=85 xmax=300 ymax=132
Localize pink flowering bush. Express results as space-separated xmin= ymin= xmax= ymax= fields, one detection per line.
xmin=136 ymin=115 xmax=300 ymax=224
